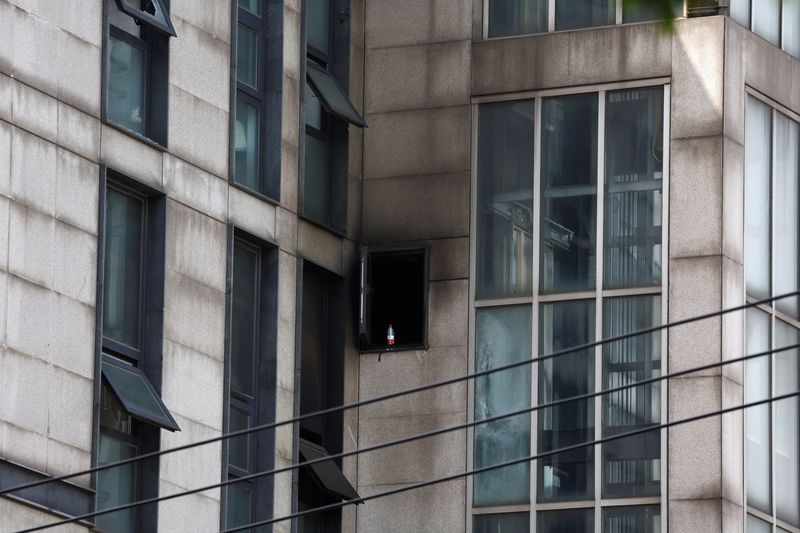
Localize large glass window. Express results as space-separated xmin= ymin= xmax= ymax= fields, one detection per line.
xmin=731 ymin=0 xmax=800 ymax=59
xmin=473 ymin=85 xmax=666 ymax=530
xmin=744 ymin=94 xmax=800 ymax=531
xmin=486 ymin=0 xmax=682 ymax=37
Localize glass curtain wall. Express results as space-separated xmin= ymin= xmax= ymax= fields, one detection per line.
xmin=473 ymin=85 xmax=665 ymax=532
xmin=744 ymin=95 xmax=800 ymax=532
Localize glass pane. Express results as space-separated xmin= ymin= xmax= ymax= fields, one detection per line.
xmin=307 ymin=0 xmax=330 ymax=55
xmin=229 ymin=406 xmax=251 ymax=472
xmin=745 ymin=308 xmax=771 ymax=513
xmin=604 ymin=87 xmax=663 ymax=289
xmin=746 ymin=514 xmax=772 ymax=533
xmin=603 ymin=505 xmax=660 ymax=533
xmin=108 ymin=0 xmax=141 ymax=36
xmin=234 ymin=99 xmax=261 ymax=191
xmin=753 ymin=0 xmax=780 ymax=46
xmin=231 ymin=243 xmax=258 ymax=397
xmin=785 ymin=0 xmax=800 ymax=59
xmin=239 ymin=0 xmax=261 ymax=16
xmin=745 ymin=97 xmax=772 ymax=300
xmin=307 ymin=66 xmax=364 ymax=126
xmin=476 ymin=100 xmax=534 ymax=300
xmin=730 ymin=0 xmax=750 ymax=28
xmin=96 ymin=434 xmax=137 ymax=533
xmin=623 ymin=0 xmax=682 ymax=23
xmin=102 ymin=362 xmax=177 ymax=430
xmin=541 ymin=93 xmax=598 ymax=294
xmin=538 ymin=300 xmax=594 ymax=502
xmin=488 ymin=0 xmax=548 ymax=37
xmin=775 ymin=321 xmax=800 ymax=527
xmin=473 ymin=513 xmax=529 ymax=533
xmin=775 ymin=113 xmax=800 ymax=318
xmin=226 ymin=482 xmax=253 ymax=529
xmin=103 ymin=187 xmax=143 ymax=349
xmin=107 ymin=34 xmax=145 ymax=135
xmin=538 ymin=508 xmax=594 ymax=533
xmin=602 ymin=296 xmax=661 ymax=498
xmin=237 ymin=24 xmax=259 ymax=88
xmin=100 ymin=382 xmax=133 ymax=435
xmin=556 ymin=0 xmax=614 ymax=30
xmin=303 ymin=133 xmax=331 ymax=225
xmin=305 ymin=82 xmax=323 ymax=131
xmin=474 ymin=306 xmax=532 ymax=506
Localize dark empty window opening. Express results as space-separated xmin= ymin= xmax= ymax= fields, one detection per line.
xmin=360 ymin=249 xmax=428 ymax=352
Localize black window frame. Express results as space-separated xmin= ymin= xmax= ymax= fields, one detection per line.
xmin=358 ymin=247 xmax=430 ymax=353
xmin=220 ymin=229 xmax=279 ymax=532
xmin=102 ymin=0 xmax=173 ymax=148
xmin=92 ymin=167 xmax=172 ymax=533
xmin=113 ymin=0 xmax=177 ymax=37
xmin=229 ymin=0 xmax=284 ymax=202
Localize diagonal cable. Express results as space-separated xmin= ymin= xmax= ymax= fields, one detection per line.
xmin=2 ymin=291 xmax=793 ymax=501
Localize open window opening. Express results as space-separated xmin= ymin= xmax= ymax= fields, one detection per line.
xmin=360 ymin=248 xmax=429 ymax=352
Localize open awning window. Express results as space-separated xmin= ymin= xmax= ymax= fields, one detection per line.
xmin=114 ymin=0 xmax=177 ymax=37
xmin=299 ymin=439 xmax=361 ymax=502
xmin=101 ymin=360 xmax=180 ymax=432
xmin=306 ymin=63 xmax=367 ymax=128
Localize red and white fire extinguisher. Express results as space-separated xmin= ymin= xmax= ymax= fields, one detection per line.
xmin=386 ymin=323 xmax=395 ymax=347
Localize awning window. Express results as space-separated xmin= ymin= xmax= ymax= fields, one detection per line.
xmin=101 ymin=360 xmax=180 ymax=432
xmin=299 ymin=439 xmax=361 ymax=502
xmin=114 ymin=0 xmax=177 ymax=37
xmin=306 ymin=63 xmax=367 ymax=128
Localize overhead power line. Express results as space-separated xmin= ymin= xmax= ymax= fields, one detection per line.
xmin=221 ymin=388 xmax=800 ymax=532
xmin=3 ymin=291 xmax=794 ymax=504
xmin=17 ymin=342 xmax=800 ymax=532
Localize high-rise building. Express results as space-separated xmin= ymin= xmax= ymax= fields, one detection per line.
xmin=0 ymin=1 xmax=799 ymax=532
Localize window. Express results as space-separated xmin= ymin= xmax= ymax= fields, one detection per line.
xmin=95 ymin=173 xmax=176 ymax=533
xmin=730 ymin=0 xmax=800 ymax=59
xmin=231 ymin=0 xmax=282 ymax=199
xmin=296 ymin=261 xmax=360 ymax=532
xmin=358 ymin=248 xmax=429 ymax=351
xmin=486 ymin=0 xmax=684 ymax=38
xmin=222 ymin=235 xmax=278 ymax=531
xmin=744 ymin=94 xmax=800 ymax=531
xmin=472 ymin=85 xmax=667 ymax=531
xmin=104 ymin=0 xmax=174 ymax=145
xmin=302 ymin=0 xmax=365 ymax=233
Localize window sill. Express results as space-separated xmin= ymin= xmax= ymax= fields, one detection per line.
xmin=359 ymin=344 xmax=429 ymax=355
xmin=103 ymin=119 xmax=168 ymax=152
xmin=229 ymin=180 xmax=281 ymax=207
xmin=298 ymin=213 xmax=348 ymax=239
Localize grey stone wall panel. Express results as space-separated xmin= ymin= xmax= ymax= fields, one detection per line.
xmin=55 ymin=148 xmax=100 ymax=236
xmin=365 ymin=0 xmax=472 ymax=50
xmin=56 ymin=102 xmax=101 ymax=162
xmin=163 ymin=154 xmax=228 ymax=223
xmin=11 ymin=127 xmax=57 ymax=216
xmin=167 ymin=85 xmax=229 ymax=178
xmin=100 ymin=125 xmax=164 ymax=190
xmin=228 ymin=185 xmax=277 ymax=243
xmin=166 ymin=200 xmax=227 ymax=292
xmin=12 ymin=81 xmax=57 ymax=143
xmin=170 ymin=17 xmax=230 ymax=112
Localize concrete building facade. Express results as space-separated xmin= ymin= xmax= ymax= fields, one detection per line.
xmin=0 ymin=1 xmax=799 ymax=532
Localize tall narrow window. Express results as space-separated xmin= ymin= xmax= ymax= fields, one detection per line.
xmin=223 ymin=236 xmax=278 ymax=530
xmin=104 ymin=0 xmax=174 ymax=145
xmin=745 ymin=97 xmax=772 ymax=301
xmin=540 ymin=93 xmax=598 ymax=294
xmin=96 ymin=177 xmax=177 ymax=533
xmin=302 ymin=0 xmax=365 ymax=233
xmin=476 ymin=101 xmax=534 ymax=300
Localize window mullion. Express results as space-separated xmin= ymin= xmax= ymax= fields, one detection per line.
xmin=594 ymin=90 xmax=606 ymax=532
xmin=530 ymin=95 xmax=543 ymax=533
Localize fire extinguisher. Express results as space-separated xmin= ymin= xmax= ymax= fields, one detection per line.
xmin=386 ymin=323 xmax=395 ymax=347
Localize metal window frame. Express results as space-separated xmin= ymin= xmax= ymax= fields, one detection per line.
xmin=467 ymin=81 xmax=670 ymax=533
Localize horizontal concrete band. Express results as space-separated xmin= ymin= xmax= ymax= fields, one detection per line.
xmin=0 ymin=457 xmax=94 ymax=524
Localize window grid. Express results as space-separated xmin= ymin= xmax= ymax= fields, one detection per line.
xmin=482 ymin=0 xmax=686 ymax=39
xmin=468 ymin=82 xmax=669 ymax=533
xmin=744 ymin=94 xmax=800 ymax=533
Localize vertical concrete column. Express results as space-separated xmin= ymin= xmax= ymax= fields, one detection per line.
xmin=668 ymin=15 xmax=741 ymax=533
